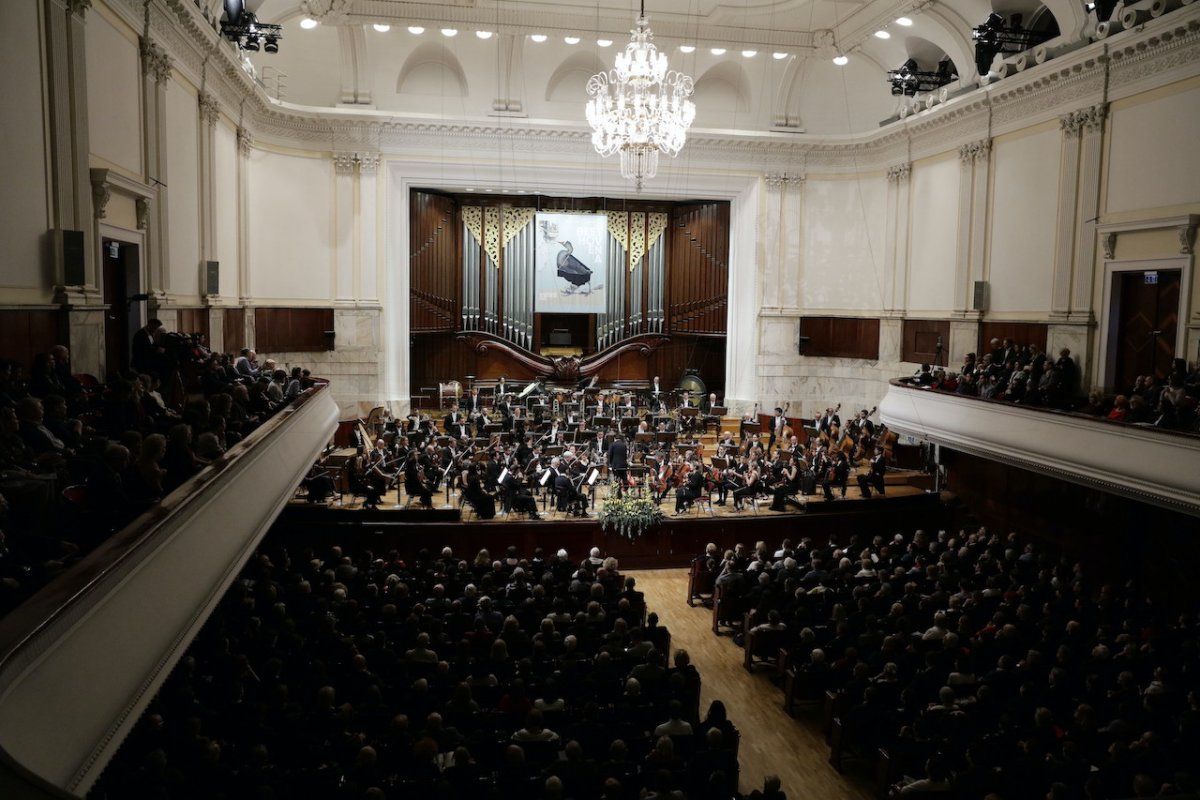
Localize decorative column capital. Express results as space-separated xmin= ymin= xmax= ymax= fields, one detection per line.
xmin=1059 ymin=110 xmax=1085 ymax=138
xmin=886 ymin=163 xmax=911 ymax=183
xmin=91 ymin=181 xmax=111 ymax=220
xmin=333 ymin=152 xmax=359 ymax=175
xmin=136 ymin=196 xmax=151 ymax=230
xmin=958 ymin=138 xmax=991 ymax=164
xmin=65 ymin=0 xmax=91 ymax=16
xmin=236 ymin=127 xmax=253 ymax=156
xmin=198 ymin=91 xmax=220 ymax=127
xmin=763 ymin=172 xmax=805 ymax=190
xmin=1061 ymin=103 xmax=1107 ymax=138
xmin=140 ymin=38 xmax=173 ymax=83
xmin=357 ymin=152 xmax=380 ymax=174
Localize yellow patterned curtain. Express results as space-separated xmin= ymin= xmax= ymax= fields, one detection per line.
xmin=629 ymin=212 xmax=646 ymax=270
xmin=462 ymin=206 xmax=482 ymax=245
xmin=502 ymin=207 xmax=535 ymax=247
xmin=647 ymin=212 xmax=668 ymax=251
xmin=606 ymin=211 xmax=629 ymax=252
xmin=482 ymin=207 xmax=502 ymax=267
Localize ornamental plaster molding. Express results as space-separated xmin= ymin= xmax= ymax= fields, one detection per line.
xmin=886 ymin=163 xmax=911 ymax=182
xmin=198 ymin=91 xmax=220 ymax=126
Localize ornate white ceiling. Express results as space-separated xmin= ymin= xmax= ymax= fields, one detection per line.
xmin=209 ymin=0 xmax=1091 ymax=135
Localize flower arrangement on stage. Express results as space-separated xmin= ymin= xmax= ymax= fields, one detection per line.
xmin=597 ymin=496 xmax=665 ymax=541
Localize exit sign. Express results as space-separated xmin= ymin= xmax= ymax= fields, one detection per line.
xmin=1144 ymin=271 xmax=1158 ymax=285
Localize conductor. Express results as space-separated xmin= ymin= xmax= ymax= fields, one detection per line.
xmin=607 ymin=434 xmax=629 ymax=497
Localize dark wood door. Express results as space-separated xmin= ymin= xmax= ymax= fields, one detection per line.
xmin=102 ymin=239 xmax=131 ymax=378
xmin=1114 ymin=268 xmax=1180 ymax=391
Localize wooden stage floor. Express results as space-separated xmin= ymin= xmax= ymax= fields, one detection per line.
xmin=636 ymin=569 xmax=874 ymax=799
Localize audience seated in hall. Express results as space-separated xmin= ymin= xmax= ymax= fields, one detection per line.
xmin=93 ymin=544 xmax=744 ymax=800
xmin=907 ymin=337 xmax=1199 ymax=433
xmin=697 ymin=529 xmax=1200 ymax=800
xmin=92 ymin=544 xmax=749 ymax=800
xmin=0 ymin=329 xmax=318 ymax=617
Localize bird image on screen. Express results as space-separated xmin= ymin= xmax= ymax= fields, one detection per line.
xmin=540 ymin=220 xmax=593 ymax=295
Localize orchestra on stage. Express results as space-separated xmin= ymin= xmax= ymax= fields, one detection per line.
xmin=306 ymin=377 xmax=898 ymax=519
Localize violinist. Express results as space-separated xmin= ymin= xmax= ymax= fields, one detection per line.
xmin=514 ymin=435 xmax=533 ymax=468
xmin=770 ymin=456 xmax=803 ymax=512
xmin=674 ymin=455 xmax=705 ymax=514
xmin=732 ymin=459 xmax=760 ymax=512
xmin=857 ymin=449 xmax=887 ymax=498
xmin=404 ymin=451 xmax=434 ymax=508
xmin=461 ymin=464 xmax=496 ymax=519
xmin=500 ymin=464 xmax=540 ymax=519
xmin=822 ymin=451 xmax=851 ymax=501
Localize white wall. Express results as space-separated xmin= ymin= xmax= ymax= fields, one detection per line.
xmin=800 ymin=176 xmax=889 ymax=310
xmin=165 ymin=78 xmax=201 ymax=298
xmin=987 ymin=127 xmax=1060 ymax=314
xmin=1106 ymin=82 xmax=1200 ymax=214
xmin=907 ymin=155 xmax=960 ymax=313
xmin=0 ymin=0 xmax=50 ymax=291
xmin=247 ymin=149 xmax=333 ymax=300
xmin=85 ymin=9 xmax=142 ymax=176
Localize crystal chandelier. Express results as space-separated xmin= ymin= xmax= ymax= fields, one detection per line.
xmin=585 ymin=2 xmax=695 ymax=191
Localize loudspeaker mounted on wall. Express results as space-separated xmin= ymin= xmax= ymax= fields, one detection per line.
xmin=205 ymin=261 xmax=220 ymax=296
xmin=55 ymin=229 xmax=86 ymax=286
xmin=972 ymin=280 xmax=989 ymax=312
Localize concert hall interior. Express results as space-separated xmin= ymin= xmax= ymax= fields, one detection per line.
xmin=1 ymin=1 xmax=1200 ymax=799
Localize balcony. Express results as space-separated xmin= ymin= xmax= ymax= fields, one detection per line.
xmin=879 ymin=379 xmax=1200 ymax=516
xmin=0 ymin=385 xmax=338 ymax=799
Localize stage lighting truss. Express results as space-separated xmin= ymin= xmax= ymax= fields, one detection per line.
xmin=221 ymin=11 xmax=283 ymax=54
xmin=887 ymin=58 xmax=958 ymax=97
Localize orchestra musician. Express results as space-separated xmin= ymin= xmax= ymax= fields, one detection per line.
xmin=500 ymin=465 xmax=540 ymax=519
xmin=857 ymin=449 xmax=887 ymax=498
xmin=674 ymin=457 xmax=705 ymax=514
xmin=444 ymin=404 xmax=469 ymax=439
xmin=700 ymin=392 xmax=719 ymax=415
xmin=822 ymin=451 xmax=851 ymax=501
xmin=550 ymin=457 xmax=589 ymax=517
xmin=403 ymin=451 xmax=434 ymax=508
xmin=816 ymin=405 xmax=842 ymax=438
xmin=461 ymin=465 xmax=496 ymax=519
xmin=731 ymin=459 xmax=760 ymax=511
xmin=768 ymin=405 xmax=788 ymax=449
xmin=770 ymin=456 xmax=803 ymax=512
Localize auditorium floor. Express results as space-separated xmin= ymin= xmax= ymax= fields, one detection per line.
xmin=635 ymin=569 xmax=874 ymax=800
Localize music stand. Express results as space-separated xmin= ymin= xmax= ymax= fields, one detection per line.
xmin=656 ymin=431 xmax=677 ymax=447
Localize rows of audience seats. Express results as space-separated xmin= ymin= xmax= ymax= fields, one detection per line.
xmin=0 ymin=335 xmax=315 ymax=616
xmin=907 ymin=338 xmax=1199 ymax=432
xmin=90 ymin=544 xmax=765 ymax=800
xmin=693 ymin=529 xmax=1200 ymax=799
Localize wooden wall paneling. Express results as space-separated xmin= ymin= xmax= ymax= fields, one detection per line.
xmin=254 ymin=308 xmax=335 ymax=352
xmin=409 ymin=190 xmax=460 ymax=333
xmin=176 ymin=309 xmax=211 ymax=343
xmin=0 ymin=310 xmax=64 ymax=376
xmin=648 ymin=335 xmax=726 ymax=395
xmin=800 ymin=317 xmax=881 ymax=359
xmin=901 ymin=319 xmax=951 ymax=364
xmin=224 ymin=308 xmax=246 ymax=353
xmin=978 ymin=321 xmax=1049 ymax=355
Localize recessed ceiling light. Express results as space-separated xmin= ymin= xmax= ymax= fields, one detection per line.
xmin=475 ymin=30 xmax=493 ymax=39
xmin=874 ymin=30 xmax=891 ymax=39
xmin=710 ymin=47 xmax=726 ymax=55
xmin=441 ymin=28 xmax=458 ymax=37
xmin=564 ymin=36 xmax=581 ymax=44
xmin=299 ymin=17 xmax=318 ymax=29
xmin=896 ymin=16 xmax=914 ymax=26
xmin=407 ymin=26 xmax=424 ymax=35
xmin=466 ymin=188 xmax=475 ymax=192
xmin=772 ymin=51 xmax=789 ymax=60
xmin=597 ymin=39 xmax=613 ymax=47
xmin=679 ymin=44 xmax=696 ymax=53
xmin=372 ymin=23 xmax=390 ymax=32
xmin=530 ymin=33 xmax=547 ymax=43
xmin=833 ymin=54 xmax=849 ymax=65
xmin=741 ymin=49 xmax=757 ymax=58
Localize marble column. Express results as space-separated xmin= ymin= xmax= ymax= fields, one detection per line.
xmin=333 ymin=153 xmax=357 ymax=304
xmin=140 ymin=37 xmax=172 ymax=304
xmin=357 ymin=153 xmax=380 ymax=304
xmin=1050 ymin=111 xmax=1083 ymax=318
xmin=885 ymin=163 xmax=911 ymax=314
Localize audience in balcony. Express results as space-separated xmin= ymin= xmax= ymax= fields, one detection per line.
xmin=0 ymin=329 xmax=317 ymax=616
xmin=908 ymin=336 xmax=1198 ymax=431
xmin=704 ymin=528 xmax=1200 ymax=800
xmin=92 ymin=543 xmax=749 ymax=800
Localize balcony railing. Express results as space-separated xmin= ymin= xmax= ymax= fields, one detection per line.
xmin=880 ymin=379 xmax=1200 ymax=516
xmin=0 ymin=384 xmax=339 ymax=799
